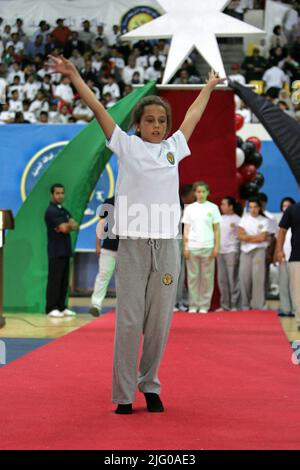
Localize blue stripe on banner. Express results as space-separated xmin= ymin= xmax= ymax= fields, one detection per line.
xmin=0 ymin=124 xmax=118 ymax=250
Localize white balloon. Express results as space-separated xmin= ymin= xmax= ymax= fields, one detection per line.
xmin=236 ymin=148 xmax=245 ymax=168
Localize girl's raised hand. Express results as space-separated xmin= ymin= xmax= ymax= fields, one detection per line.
xmin=45 ymin=54 xmax=77 ymax=77
xmin=206 ymin=70 xmax=226 ymax=89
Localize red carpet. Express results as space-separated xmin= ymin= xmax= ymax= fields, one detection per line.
xmin=1 ymin=311 xmax=300 ymax=450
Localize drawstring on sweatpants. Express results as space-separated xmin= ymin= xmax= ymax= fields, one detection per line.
xmin=148 ymin=239 xmax=160 ymax=272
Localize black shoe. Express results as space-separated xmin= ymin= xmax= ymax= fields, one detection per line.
xmin=89 ymin=306 xmax=100 ymax=317
xmin=144 ymin=393 xmax=164 ymax=412
xmin=288 ymin=312 xmax=296 ymax=317
xmin=115 ymin=404 xmax=133 ymax=414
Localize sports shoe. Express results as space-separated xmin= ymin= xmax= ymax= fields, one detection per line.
xmin=115 ymin=404 xmax=133 ymax=415
xmin=198 ymin=309 xmax=208 ymax=314
xmin=89 ymin=306 xmax=101 ymax=317
xmin=62 ymin=308 xmax=77 ymax=317
xmin=144 ymin=393 xmax=164 ymax=413
xmin=48 ymin=309 xmax=64 ymax=318
xmin=187 ymin=308 xmax=197 ymax=314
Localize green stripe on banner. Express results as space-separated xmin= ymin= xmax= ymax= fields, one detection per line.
xmin=4 ymin=81 xmax=156 ymax=313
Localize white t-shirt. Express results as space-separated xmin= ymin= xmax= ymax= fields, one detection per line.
xmin=239 ymin=214 xmax=269 ymax=253
xmin=55 ymin=83 xmax=74 ymax=103
xmin=23 ymin=82 xmax=41 ymax=101
xmin=263 ymin=67 xmax=287 ymax=91
xmin=0 ymin=78 xmax=7 ymax=104
xmin=122 ymin=66 xmax=145 ymax=85
xmin=264 ymin=210 xmax=278 ymax=235
xmin=102 ymin=83 xmax=120 ymax=99
xmin=283 ymin=228 xmax=292 ymax=260
xmin=8 ymin=99 xmax=23 ymax=112
xmin=228 ymin=73 xmax=246 ymax=85
xmin=220 ymin=214 xmax=241 ymax=254
xmin=182 ymin=201 xmax=222 ymax=249
xmin=107 ymin=125 xmax=191 ymax=238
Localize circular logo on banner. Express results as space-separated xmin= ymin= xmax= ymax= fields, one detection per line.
xmin=120 ymin=6 xmax=161 ymax=33
xmin=20 ymin=141 xmax=114 ymax=230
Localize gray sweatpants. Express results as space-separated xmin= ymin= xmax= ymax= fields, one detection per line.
xmin=239 ymin=248 xmax=266 ymax=310
xmin=289 ymin=262 xmax=300 ymax=325
xmin=217 ymin=252 xmax=240 ymax=310
xmin=113 ymin=238 xmax=180 ymax=404
xmin=186 ymin=248 xmax=215 ymax=311
xmin=279 ymin=261 xmax=295 ymax=315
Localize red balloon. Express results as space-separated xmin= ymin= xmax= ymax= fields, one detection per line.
xmin=239 ymin=164 xmax=257 ymax=183
xmin=235 ymin=113 xmax=244 ymax=131
xmin=246 ymin=136 xmax=262 ymax=152
xmin=236 ymin=171 xmax=245 ymax=188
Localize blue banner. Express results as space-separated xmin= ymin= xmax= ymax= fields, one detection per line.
xmin=0 ymin=124 xmax=118 ymax=250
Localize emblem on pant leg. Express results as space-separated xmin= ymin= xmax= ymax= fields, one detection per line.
xmin=163 ymin=273 xmax=173 ymax=285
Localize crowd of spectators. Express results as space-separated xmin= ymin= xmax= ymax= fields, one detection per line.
xmin=230 ymin=0 xmax=300 ymax=122
xmin=0 ymin=1 xmax=299 ymax=124
xmin=0 ymin=17 xmax=178 ymax=124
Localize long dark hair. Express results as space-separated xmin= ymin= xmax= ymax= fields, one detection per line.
xmin=222 ymin=196 xmax=243 ymax=216
xmin=280 ymin=197 xmax=296 ymax=212
xmin=248 ymin=197 xmax=266 ymax=217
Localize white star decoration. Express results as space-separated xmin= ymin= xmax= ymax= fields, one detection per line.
xmin=122 ymin=0 xmax=265 ymax=84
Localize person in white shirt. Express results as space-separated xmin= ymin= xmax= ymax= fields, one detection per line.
xmin=258 ymin=192 xmax=278 ymax=298
xmin=102 ymin=75 xmax=120 ymax=100
xmin=29 ymin=90 xmax=49 ymax=117
xmin=149 ymin=45 xmax=167 ymax=68
xmin=23 ymin=74 xmax=41 ymax=101
xmin=217 ymin=197 xmax=241 ymax=311
xmin=0 ymin=77 xmax=7 ymax=104
xmin=0 ymin=102 xmax=14 ymax=123
xmin=106 ymin=24 xmax=121 ymax=47
xmin=8 ymin=90 xmax=23 ymax=113
xmin=7 ymin=63 xmax=25 ymax=85
xmin=228 ymin=63 xmax=246 ymax=85
xmin=182 ymin=182 xmax=221 ymax=314
xmin=73 ymin=99 xmax=93 ymax=121
xmin=8 ymin=76 xmax=24 ymax=100
xmin=109 ymin=47 xmax=125 ymax=71
xmin=238 ymin=198 xmax=270 ymax=310
xmin=263 ymin=63 xmax=288 ymax=98
xmin=283 ymin=1 xmax=299 ymax=44
xmin=22 ymin=99 xmax=37 ymax=123
xmin=6 ymin=32 xmax=24 ymax=55
xmin=277 ymin=197 xmax=296 ymax=317
xmin=144 ymin=60 xmax=163 ymax=83
xmin=122 ymin=56 xmax=144 ymax=85
xmin=54 ymin=76 xmax=74 ymax=105
xmin=46 ymin=54 xmax=224 ymax=414
xmin=91 ymin=52 xmax=103 ymax=73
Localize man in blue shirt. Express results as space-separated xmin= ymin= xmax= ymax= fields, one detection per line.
xmin=44 ymin=183 xmax=79 ymax=318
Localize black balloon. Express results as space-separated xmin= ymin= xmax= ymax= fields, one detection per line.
xmin=242 ymin=141 xmax=256 ymax=161
xmin=237 ymin=136 xmax=244 ymax=148
xmin=253 ymin=172 xmax=265 ymax=188
xmin=247 ymin=151 xmax=263 ymax=169
xmin=239 ymin=181 xmax=259 ymax=199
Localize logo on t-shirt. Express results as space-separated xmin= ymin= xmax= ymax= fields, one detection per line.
xmin=167 ymin=152 xmax=175 ymax=165
xmin=258 ymin=224 xmax=264 ymax=230
xmin=230 ymin=223 xmax=236 ymax=228
xmin=163 ymin=273 xmax=173 ymax=286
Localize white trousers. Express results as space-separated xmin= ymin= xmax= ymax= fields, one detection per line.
xmin=91 ymin=249 xmax=117 ymax=310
